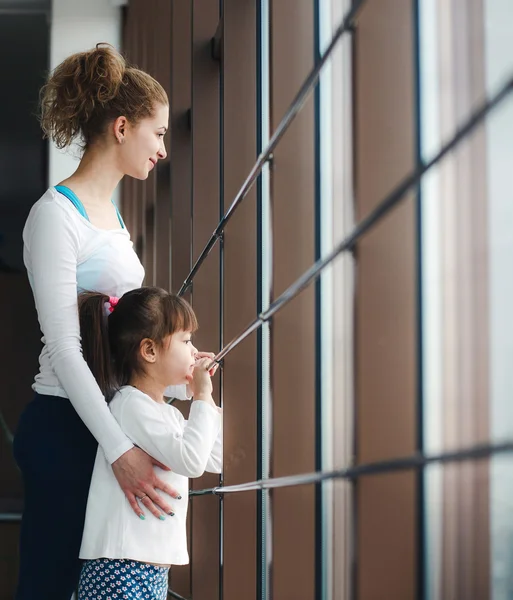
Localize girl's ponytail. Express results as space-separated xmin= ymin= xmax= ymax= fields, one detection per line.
xmin=78 ymin=292 xmax=117 ymax=402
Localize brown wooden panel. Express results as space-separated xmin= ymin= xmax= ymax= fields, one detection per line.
xmin=188 ymin=2 xmax=222 ymax=599
xmin=137 ymin=1 xmax=149 ymax=276
xmin=354 ymin=1 xmax=417 ymax=599
xmin=154 ymin=163 xmax=171 ymax=290
xmin=357 ymin=473 xmax=417 ymax=600
xmin=169 ymin=0 xmax=192 ymax=295
xmin=153 ymin=0 xmax=172 ymax=290
xmin=122 ymin=0 xmax=174 ymax=287
xmin=123 ymin=0 xmax=145 ymax=267
xmin=167 ymin=3 xmax=194 ymax=594
xmin=221 ymin=0 xmax=258 ymax=598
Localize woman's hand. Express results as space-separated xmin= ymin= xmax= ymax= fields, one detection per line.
xmin=111 ymin=447 xmax=180 ymax=519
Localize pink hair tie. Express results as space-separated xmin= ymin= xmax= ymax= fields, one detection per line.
xmin=107 ymin=296 xmax=119 ymax=313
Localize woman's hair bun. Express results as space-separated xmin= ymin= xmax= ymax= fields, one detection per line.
xmin=40 ymin=43 xmax=127 ymax=149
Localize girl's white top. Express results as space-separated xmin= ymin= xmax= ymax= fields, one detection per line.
xmin=79 ymin=386 xmax=222 ymax=565
xmin=23 ymin=187 xmax=187 ymax=464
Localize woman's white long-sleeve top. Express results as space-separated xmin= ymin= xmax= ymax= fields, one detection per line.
xmin=23 ymin=187 xmax=187 ymax=463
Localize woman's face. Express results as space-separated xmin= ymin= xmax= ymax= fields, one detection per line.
xmin=120 ymin=103 xmax=169 ymax=180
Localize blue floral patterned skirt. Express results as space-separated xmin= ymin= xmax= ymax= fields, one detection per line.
xmin=78 ymin=558 xmax=169 ymax=599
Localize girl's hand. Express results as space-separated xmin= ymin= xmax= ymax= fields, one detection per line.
xmin=186 ymin=351 xmax=219 ymax=397
xmin=195 ymin=351 xmax=219 ymax=376
xmin=189 ymin=357 xmax=215 ymax=399
xmin=112 ymin=447 xmax=180 ymax=520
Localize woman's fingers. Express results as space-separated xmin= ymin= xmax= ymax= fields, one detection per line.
xmin=124 ymin=481 xmax=180 ymax=520
xmin=139 ymin=492 xmax=169 ymax=519
xmin=150 ymin=460 xmax=181 ymax=500
xmin=142 ymin=484 xmax=176 ymax=517
xmin=113 ymin=447 xmax=178 ymax=520
xmin=125 ymin=490 xmax=146 ymax=519
xmin=151 ymin=456 xmax=171 ymax=472
xmin=154 ymin=475 xmax=182 ymax=503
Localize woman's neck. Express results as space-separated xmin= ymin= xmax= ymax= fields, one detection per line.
xmin=59 ymin=145 xmax=124 ymax=207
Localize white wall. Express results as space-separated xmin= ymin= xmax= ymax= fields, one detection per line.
xmin=49 ymin=0 xmax=122 ymax=187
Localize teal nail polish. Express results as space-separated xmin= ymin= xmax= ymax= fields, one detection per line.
xmin=169 ymin=512 xmax=175 ymax=517
xmin=159 ymin=515 xmax=166 ymax=521
xmin=139 ymin=514 xmax=145 ymax=520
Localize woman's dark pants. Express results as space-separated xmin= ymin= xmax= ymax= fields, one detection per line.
xmin=13 ymin=393 xmax=98 ymax=600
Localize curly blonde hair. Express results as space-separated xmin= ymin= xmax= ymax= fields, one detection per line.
xmin=40 ymin=43 xmax=168 ymax=149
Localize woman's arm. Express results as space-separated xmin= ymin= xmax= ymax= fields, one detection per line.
xmin=25 ymin=201 xmax=178 ymax=518
xmin=27 ymin=201 xmax=133 ymax=463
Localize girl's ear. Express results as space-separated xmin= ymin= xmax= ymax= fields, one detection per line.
xmin=139 ymin=338 xmax=157 ymax=363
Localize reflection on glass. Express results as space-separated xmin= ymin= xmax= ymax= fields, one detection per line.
xmin=421 ymin=1 xmax=513 ymax=599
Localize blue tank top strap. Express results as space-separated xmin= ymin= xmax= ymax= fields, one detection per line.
xmin=55 ymin=185 xmax=89 ymax=221
xmin=55 ymin=185 xmax=125 ymax=229
xmin=112 ymin=201 xmax=125 ymax=229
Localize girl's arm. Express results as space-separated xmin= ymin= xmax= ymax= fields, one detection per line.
xmin=117 ymin=392 xmax=222 ymax=478
xmin=205 ymin=420 xmax=223 ymax=474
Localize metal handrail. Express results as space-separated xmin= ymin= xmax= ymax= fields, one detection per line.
xmin=189 ymin=439 xmax=513 ymax=497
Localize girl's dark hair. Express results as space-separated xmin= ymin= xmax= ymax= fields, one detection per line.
xmin=40 ymin=43 xmax=168 ymax=149
xmin=79 ymin=287 xmax=197 ymax=401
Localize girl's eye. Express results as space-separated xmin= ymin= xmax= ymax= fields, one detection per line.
xmin=185 ymin=339 xmax=192 ymax=344
xmin=158 ymin=133 xmax=165 ymax=138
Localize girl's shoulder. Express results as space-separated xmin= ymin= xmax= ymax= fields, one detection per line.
xmin=109 ymin=386 xmax=148 ymax=410
xmin=109 ymin=386 xmax=184 ymax=423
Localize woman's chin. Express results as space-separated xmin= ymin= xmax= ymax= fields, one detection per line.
xmin=126 ymin=168 xmax=150 ymax=181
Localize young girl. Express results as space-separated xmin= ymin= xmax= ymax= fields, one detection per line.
xmin=76 ymin=286 xmax=222 ymax=599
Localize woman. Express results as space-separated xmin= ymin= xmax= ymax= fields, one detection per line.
xmin=13 ymin=44 xmax=212 ymax=600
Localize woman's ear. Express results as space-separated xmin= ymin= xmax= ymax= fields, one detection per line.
xmin=139 ymin=338 xmax=157 ymax=364
xmin=113 ymin=115 xmax=128 ymax=145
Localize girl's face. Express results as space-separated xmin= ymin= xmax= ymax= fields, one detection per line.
xmin=156 ymin=330 xmax=198 ymax=386
xmin=119 ymin=102 xmax=169 ymax=180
